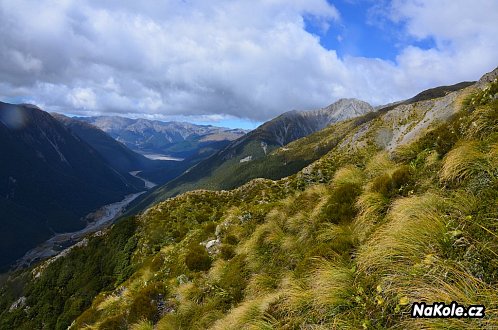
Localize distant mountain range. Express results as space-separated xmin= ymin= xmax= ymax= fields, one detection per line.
xmin=131 ymin=98 xmax=374 ymax=210
xmin=57 ymin=115 xmax=248 ymax=185
xmin=52 ymin=114 xmax=160 ymax=174
xmin=0 ymin=102 xmax=144 ymax=270
xmin=77 ymin=116 xmax=248 ymax=160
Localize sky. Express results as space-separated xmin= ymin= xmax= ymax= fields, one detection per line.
xmin=0 ymin=0 xmax=497 ymax=129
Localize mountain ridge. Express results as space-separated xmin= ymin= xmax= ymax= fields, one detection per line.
xmin=51 ymin=113 xmax=161 ymax=174
xmin=78 ymin=115 xmax=248 ymax=160
xmin=0 ymin=102 xmax=144 ymax=270
xmin=129 ymin=98 xmax=374 ymax=211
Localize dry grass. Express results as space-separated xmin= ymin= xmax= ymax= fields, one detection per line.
xmin=467 ymin=102 xmax=498 ymax=139
xmin=447 ymin=190 xmax=480 ymax=216
xmin=489 ymin=142 xmax=498 ymax=165
xmin=332 ymin=165 xmax=364 ymax=187
xmin=317 ymin=223 xmax=357 ymax=252
xmin=287 ymin=191 xmax=328 ymax=245
xmin=440 ymin=141 xmax=491 ymax=183
xmin=209 ymin=293 xmax=279 ymax=330
xmin=245 ymin=273 xmax=281 ymax=300
xmin=365 ymin=152 xmax=396 ymax=177
xmin=357 ymin=193 xmax=447 ymax=275
xmin=279 ymin=276 xmax=314 ymax=317
xmin=310 ymin=260 xmax=355 ymax=315
xmin=392 ymin=142 xmax=420 ymax=162
xmin=353 ymin=191 xmax=389 ymax=242
xmin=392 ymin=260 xmax=498 ymax=329
xmin=130 ymin=319 xmax=154 ymax=330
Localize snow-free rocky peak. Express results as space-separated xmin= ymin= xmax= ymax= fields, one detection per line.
xmin=318 ymin=98 xmax=374 ymax=121
xmin=265 ymin=98 xmax=374 ymax=146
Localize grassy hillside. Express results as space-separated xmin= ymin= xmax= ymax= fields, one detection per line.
xmin=1 ymin=75 xmax=497 ymax=329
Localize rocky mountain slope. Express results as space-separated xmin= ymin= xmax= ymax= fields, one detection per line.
xmin=52 ymin=114 xmax=161 ymax=174
xmin=0 ymin=102 xmax=144 ymax=270
xmin=1 ymin=67 xmax=497 ymax=329
xmin=132 ymin=98 xmax=374 ymax=210
xmin=252 ymin=98 xmax=373 ymax=147
xmin=78 ymin=116 xmax=247 ymax=160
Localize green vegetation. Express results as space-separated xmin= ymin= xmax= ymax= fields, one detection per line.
xmin=1 ymin=77 xmax=497 ymax=329
xmin=185 ymin=245 xmax=212 ymax=272
xmin=0 ymin=216 xmax=138 ymax=329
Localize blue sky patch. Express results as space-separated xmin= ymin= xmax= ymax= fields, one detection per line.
xmin=304 ymin=0 xmax=437 ymax=61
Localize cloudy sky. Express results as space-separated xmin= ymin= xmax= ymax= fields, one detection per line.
xmin=0 ymin=0 xmax=497 ymax=129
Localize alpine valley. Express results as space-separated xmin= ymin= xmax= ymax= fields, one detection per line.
xmin=1 ymin=67 xmax=498 ymax=330
xmin=0 ymin=108 xmax=244 ymax=271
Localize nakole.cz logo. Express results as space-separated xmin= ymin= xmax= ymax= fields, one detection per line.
xmin=411 ymin=301 xmax=485 ymax=318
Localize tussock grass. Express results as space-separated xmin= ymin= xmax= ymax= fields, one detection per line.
xmin=317 ymin=223 xmax=357 ymax=252
xmin=241 ymin=217 xmax=287 ymax=273
xmin=393 ymin=261 xmax=498 ymax=329
xmin=353 ymin=192 xmax=389 ymax=242
xmin=311 ymin=260 xmax=355 ymax=315
xmin=392 ymin=142 xmax=420 ymax=163
xmin=279 ymin=276 xmax=314 ymax=318
xmin=278 ymin=261 xmax=356 ymax=325
xmin=209 ymin=293 xmax=279 ymax=330
xmin=207 ymin=258 xmax=230 ymax=283
xmin=156 ymin=314 xmax=180 ymax=330
xmin=176 ymin=281 xmax=202 ymax=305
xmin=467 ymin=104 xmax=497 ymax=138
xmin=96 ymin=293 xmax=123 ymax=313
xmin=440 ymin=141 xmax=491 ymax=184
xmin=242 ymin=185 xmax=330 ymax=273
xmin=283 ymin=185 xmax=325 ymax=216
xmin=447 ymin=190 xmax=480 ymax=215
xmin=489 ymin=142 xmax=498 ymax=164
xmin=130 ymin=319 xmax=154 ymax=330
xmin=365 ymin=152 xmax=396 ymax=177
xmin=467 ymin=99 xmax=498 ymax=139
xmin=357 ymin=193 xmax=447 ymax=275
xmin=245 ymin=273 xmax=281 ymax=299
xmin=332 ymin=165 xmax=364 ymax=187
xmin=288 ymin=190 xmax=329 ymax=245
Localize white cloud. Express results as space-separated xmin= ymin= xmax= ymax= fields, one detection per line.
xmin=390 ymin=0 xmax=498 ymax=84
xmin=0 ymin=0 xmax=496 ymax=122
xmin=390 ymin=0 xmax=498 ymax=43
xmin=67 ymin=87 xmax=97 ymax=110
xmin=8 ymin=50 xmax=43 ymax=73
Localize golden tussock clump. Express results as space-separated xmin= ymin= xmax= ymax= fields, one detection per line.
xmin=356 ymin=193 xmax=447 ymax=275
xmin=394 ymin=261 xmax=498 ymax=329
xmin=209 ymin=293 xmax=279 ymax=330
xmin=352 ymin=191 xmax=389 ymax=242
xmin=332 ymin=165 xmax=365 ymax=187
xmin=310 ymin=260 xmax=355 ymax=314
xmin=440 ymin=141 xmax=490 ymax=184
xmin=364 ymin=152 xmax=396 ymax=178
